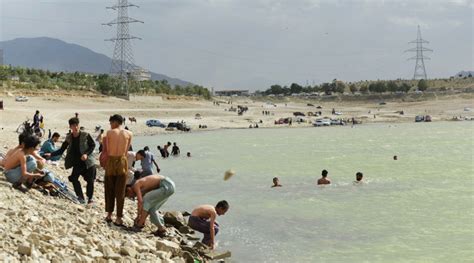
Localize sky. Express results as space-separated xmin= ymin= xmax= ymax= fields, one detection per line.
xmin=0 ymin=0 xmax=473 ymax=90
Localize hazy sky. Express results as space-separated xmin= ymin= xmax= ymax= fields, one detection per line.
xmin=1 ymin=0 xmax=473 ymax=90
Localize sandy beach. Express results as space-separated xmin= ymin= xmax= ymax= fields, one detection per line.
xmin=0 ymin=91 xmax=473 ymax=262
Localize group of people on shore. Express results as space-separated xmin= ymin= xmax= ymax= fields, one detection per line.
xmin=0 ymin=113 xmax=228 ymax=250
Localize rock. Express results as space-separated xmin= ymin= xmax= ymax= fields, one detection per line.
xmin=178 ymin=226 xmax=191 ymax=234
xmin=171 ymin=257 xmax=186 ymax=263
xmin=120 ymin=246 xmax=137 ymax=258
xmin=181 ymin=251 xmax=195 ymax=263
xmin=204 ymin=250 xmax=232 ymax=260
xmin=163 ymin=211 xmax=186 ymax=228
xmin=185 ymin=234 xmax=200 ymax=241
xmin=88 ymin=250 xmax=103 ymax=258
xmin=17 ymin=243 xmax=32 ymax=256
xmin=154 ymin=251 xmax=172 ymax=260
xmin=155 ymin=240 xmax=181 ymax=255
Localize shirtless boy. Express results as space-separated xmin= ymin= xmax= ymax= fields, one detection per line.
xmin=2 ymin=135 xmax=45 ymax=187
xmin=317 ymin=169 xmax=331 ymax=185
xmin=271 ymin=177 xmax=283 ymax=187
xmin=126 ymin=174 xmax=175 ymax=237
xmin=104 ymin=114 xmax=133 ymax=226
xmin=188 ymin=201 xmax=229 ymax=249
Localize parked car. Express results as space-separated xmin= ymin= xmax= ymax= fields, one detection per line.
xmin=146 ymin=119 xmax=166 ymax=128
xmin=166 ymin=122 xmax=191 ymax=132
xmin=313 ymin=119 xmax=331 ymax=127
xmin=274 ymin=118 xmax=290 ymax=125
xmin=293 ymin=112 xmax=305 ymax=116
xmin=330 ymin=119 xmax=345 ymax=125
xmin=424 ymin=115 xmax=432 ymax=122
xmin=415 ymin=115 xmax=425 ymax=122
xmin=15 ymin=96 xmax=29 ymax=102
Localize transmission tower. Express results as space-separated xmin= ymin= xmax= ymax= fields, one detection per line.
xmin=405 ymin=25 xmax=432 ymax=80
xmin=103 ymin=0 xmax=143 ymax=99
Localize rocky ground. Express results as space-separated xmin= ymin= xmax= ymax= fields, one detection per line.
xmin=0 ymin=163 xmax=231 ymax=263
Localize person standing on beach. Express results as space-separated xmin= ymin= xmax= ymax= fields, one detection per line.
xmin=188 ymin=201 xmax=229 ymax=249
xmin=103 ymin=114 xmax=133 ymax=226
xmin=50 ymin=117 xmax=96 ymax=204
xmin=126 ymin=174 xmax=175 ymax=237
xmin=317 ymin=170 xmax=331 ymax=185
xmin=171 ymin=142 xmax=180 ymax=156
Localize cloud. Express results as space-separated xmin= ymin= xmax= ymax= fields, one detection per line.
xmin=387 ymin=16 xmax=429 ymax=28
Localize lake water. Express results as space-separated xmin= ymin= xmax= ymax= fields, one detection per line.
xmin=134 ymin=121 xmax=473 ymax=262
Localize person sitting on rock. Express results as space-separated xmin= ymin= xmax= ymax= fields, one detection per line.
xmin=40 ymin=132 xmax=61 ymax=161
xmin=271 ymin=177 xmax=282 ymax=188
xmin=188 ymin=201 xmax=229 ymax=249
xmin=2 ymin=134 xmax=51 ymax=190
xmin=317 ymin=169 xmax=331 ymax=185
xmin=126 ymin=174 xmax=175 ymax=237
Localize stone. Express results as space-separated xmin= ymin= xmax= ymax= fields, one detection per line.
xmin=181 ymin=251 xmax=195 ymax=263
xmin=88 ymin=250 xmax=103 ymax=258
xmin=163 ymin=211 xmax=186 ymax=228
xmin=17 ymin=243 xmax=32 ymax=256
xmin=171 ymin=257 xmax=186 ymax=263
xmin=156 ymin=240 xmax=181 ymax=255
xmin=120 ymin=247 xmax=137 ymax=258
xmin=185 ymin=234 xmax=200 ymax=241
xmin=178 ymin=226 xmax=191 ymax=234
xmin=204 ymin=250 xmax=232 ymax=260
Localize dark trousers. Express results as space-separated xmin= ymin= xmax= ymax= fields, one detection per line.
xmin=104 ymin=175 xmax=127 ymax=217
xmin=188 ymin=216 xmax=219 ymax=246
xmin=69 ymin=165 xmax=96 ymax=201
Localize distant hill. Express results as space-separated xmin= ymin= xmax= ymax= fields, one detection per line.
xmin=0 ymin=37 xmax=193 ymax=87
xmin=454 ymin=71 xmax=474 ymax=78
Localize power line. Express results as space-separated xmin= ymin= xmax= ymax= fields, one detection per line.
xmin=405 ymin=25 xmax=433 ymax=80
xmin=103 ymin=0 xmax=143 ymax=100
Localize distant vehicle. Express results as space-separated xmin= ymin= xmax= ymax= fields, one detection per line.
xmin=146 ymin=119 xmax=166 ymax=128
xmin=307 ymin=103 xmax=314 ymax=107
xmin=379 ymin=101 xmax=386 ymax=105
xmin=334 ymin=112 xmax=343 ymax=115
xmin=293 ymin=112 xmax=305 ymax=116
xmin=316 ymin=106 xmax=323 ymax=109
xmin=313 ymin=119 xmax=331 ymax=127
xmin=415 ymin=115 xmax=425 ymax=122
xmin=415 ymin=90 xmax=423 ymax=94
xmin=166 ymin=122 xmax=191 ymax=132
xmin=330 ymin=119 xmax=345 ymax=125
xmin=464 ymin=107 xmax=471 ymax=112
xmin=15 ymin=96 xmax=29 ymax=102
xmin=274 ymin=118 xmax=290 ymax=125
xmin=424 ymin=115 xmax=432 ymax=122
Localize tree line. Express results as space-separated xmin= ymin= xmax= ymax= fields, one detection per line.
xmin=261 ymin=79 xmax=430 ymax=96
xmin=0 ymin=66 xmax=211 ymax=99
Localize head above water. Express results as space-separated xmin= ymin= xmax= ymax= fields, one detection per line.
xmin=322 ymin=169 xmax=328 ymax=177
xmin=173 ymin=142 xmax=177 ymax=146
xmin=216 ymin=200 xmax=229 ymax=216
xmin=273 ymin=177 xmax=279 ymax=185
xmin=143 ymin=146 xmax=150 ymax=151
xmin=356 ymin=172 xmax=363 ymax=181
xmin=167 ymin=142 xmax=171 ymax=146
xmin=187 ymin=152 xmax=191 ymax=157
xmin=393 ymin=155 xmax=398 ymax=160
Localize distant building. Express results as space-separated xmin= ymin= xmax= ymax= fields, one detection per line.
xmin=214 ymin=90 xmax=250 ymax=96
xmin=133 ymin=67 xmax=151 ymax=81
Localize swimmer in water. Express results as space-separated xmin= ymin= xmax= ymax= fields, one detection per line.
xmin=271 ymin=177 xmax=282 ymax=188
xmin=317 ymin=169 xmax=331 ymax=185
xmin=353 ymin=172 xmax=364 ymax=184
xmin=393 ymin=155 xmax=398 ymax=160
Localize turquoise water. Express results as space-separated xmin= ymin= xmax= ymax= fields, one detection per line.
xmin=134 ymin=122 xmax=474 ymax=262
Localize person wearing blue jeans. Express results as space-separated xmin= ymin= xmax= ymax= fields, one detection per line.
xmin=188 ymin=201 xmax=230 ymax=249
xmin=126 ymin=175 xmax=175 ymax=237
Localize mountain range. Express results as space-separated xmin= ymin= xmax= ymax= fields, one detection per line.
xmin=0 ymin=37 xmax=193 ymax=87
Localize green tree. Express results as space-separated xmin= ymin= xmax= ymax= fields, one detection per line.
xmin=387 ymin=81 xmax=398 ymax=93
xmin=290 ymin=83 xmax=303 ymax=94
xmin=360 ymin=85 xmax=369 ymax=94
xmin=417 ymin=79 xmax=428 ymax=91
xmin=349 ymin=84 xmax=358 ymax=94
xmin=400 ymin=83 xmax=412 ymax=93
